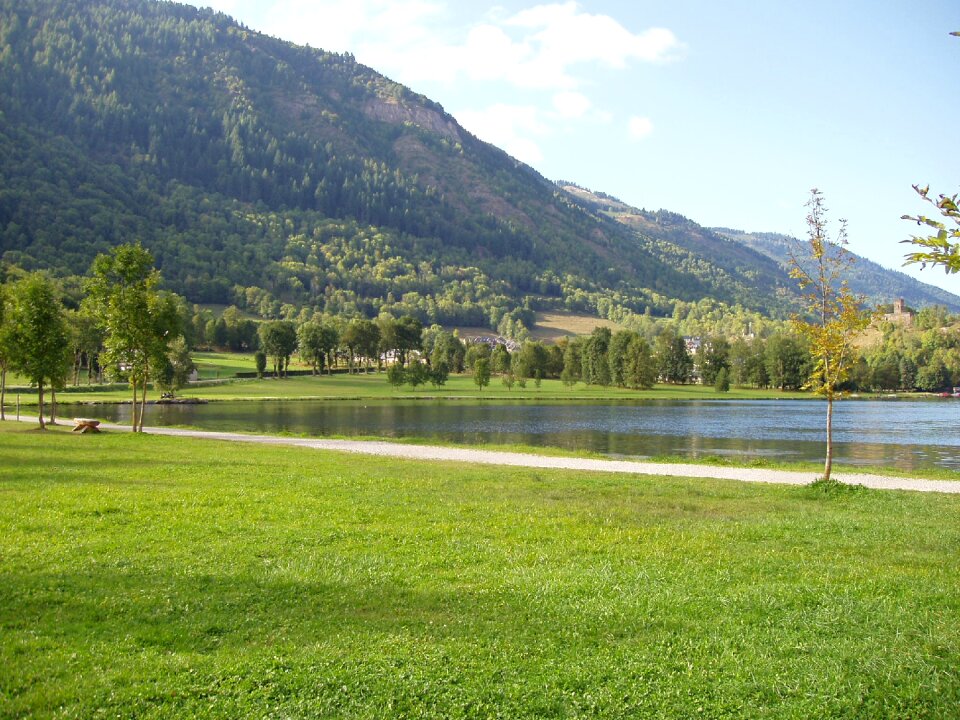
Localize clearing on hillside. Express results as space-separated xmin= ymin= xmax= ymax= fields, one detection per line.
xmin=529 ymin=312 xmax=623 ymax=343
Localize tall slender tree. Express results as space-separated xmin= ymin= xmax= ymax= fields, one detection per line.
xmin=7 ymin=274 xmax=69 ymax=429
xmin=0 ymin=283 xmax=10 ymax=421
xmin=85 ymin=243 xmax=179 ymax=432
xmin=790 ymin=190 xmax=872 ymax=482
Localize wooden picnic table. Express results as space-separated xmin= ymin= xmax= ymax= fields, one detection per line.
xmin=72 ymin=418 xmax=101 ymax=433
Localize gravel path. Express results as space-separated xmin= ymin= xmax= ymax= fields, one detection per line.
xmin=117 ymin=423 xmax=960 ymax=495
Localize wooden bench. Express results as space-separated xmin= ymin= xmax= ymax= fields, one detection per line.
xmin=72 ymin=418 xmax=101 ymax=433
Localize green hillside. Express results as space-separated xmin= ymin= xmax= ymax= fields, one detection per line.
xmin=713 ymin=228 xmax=960 ymax=312
xmin=0 ymin=0 xmax=956 ymax=330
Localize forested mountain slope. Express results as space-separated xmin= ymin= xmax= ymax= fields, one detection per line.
xmin=1 ymin=0 xmax=955 ymax=330
xmin=714 ymin=229 xmax=960 ymax=312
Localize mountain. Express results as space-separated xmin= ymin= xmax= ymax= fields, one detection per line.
xmin=558 ymin=185 xmax=796 ymax=310
xmin=712 ymin=229 xmax=960 ymax=312
xmin=1 ymin=0 xmax=957 ymax=332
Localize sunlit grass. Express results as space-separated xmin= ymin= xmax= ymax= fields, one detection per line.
xmin=1 ymin=422 xmax=958 ymax=718
xmin=11 ymin=370 xmax=815 ymax=405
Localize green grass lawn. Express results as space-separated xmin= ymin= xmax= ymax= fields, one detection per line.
xmin=2 ymin=423 xmax=958 ymax=718
xmin=15 ymin=371 xmax=814 ymax=405
xmin=191 ymin=351 xmax=262 ymax=379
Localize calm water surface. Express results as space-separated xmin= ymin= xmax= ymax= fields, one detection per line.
xmin=100 ymin=398 xmax=960 ymax=472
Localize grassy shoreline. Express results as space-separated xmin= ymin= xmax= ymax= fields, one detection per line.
xmin=5 ymin=414 xmax=958 ymax=483
xmin=4 ymin=370 xmax=932 ymax=405
xmin=2 ymin=423 xmax=958 ymax=717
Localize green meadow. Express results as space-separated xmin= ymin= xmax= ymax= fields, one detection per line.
xmin=2 ymin=423 xmax=958 ymax=718
xmin=16 ymin=367 xmax=815 ymax=405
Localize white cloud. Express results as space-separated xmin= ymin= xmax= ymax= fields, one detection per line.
xmin=257 ymin=0 xmax=446 ymax=54
xmin=628 ymin=116 xmax=655 ymax=140
xmin=507 ymin=2 xmax=682 ymax=70
xmin=243 ymin=1 xmax=682 ymax=92
xmin=552 ymin=91 xmax=591 ymax=118
xmin=186 ymin=1 xmax=678 ymax=168
xmin=456 ymin=104 xmax=548 ymax=165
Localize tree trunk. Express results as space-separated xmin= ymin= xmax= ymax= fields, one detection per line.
xmin=37 ymin=381 xmax=46 ymax=430
xmin=138 ymin=375 xmax=148 ymax=433
xmin=823 ymin=397 xmax=834 ymax=481
xmin=49 ymin=387 xmax=57 ymax=425
xmin=131 ymin=381 xmax=139 ymax=432
xmin=0 ymin=367 xmax=5 ymax=421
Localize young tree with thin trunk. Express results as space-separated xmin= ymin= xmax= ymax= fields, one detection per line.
xmin=8 ymin=274 xmax=69 ymax=430
xmin=473 ymin=357 xmax=491 ymax=391
xmin=0 ymin=283 xmax=10 ymax=421
xmin=85 ymin=243 xmax=179 ymax=432
xmin=790 ymin=190 xmax=871 ymax=482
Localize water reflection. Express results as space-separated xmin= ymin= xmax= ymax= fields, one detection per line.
xmin=100 ymin=398 xmax=960 ymax=472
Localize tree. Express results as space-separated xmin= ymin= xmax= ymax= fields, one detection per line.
xmin=474 ymin=357 xmax=491 ymax=391
xmin=626 ymin=335 xmax=657 ymax=390
xmin=900 ymin=33 xmax=959 ymax=272
xmin=67 ymin=306 xmax=104 ymax=386
xmin=560 ymin=338 xmax=582 ymax=387
xmin=85 ymin=243 xmax=179 ymax=432
xmin=697 ymin=336 xmax=730 ymax=386
xmin=790 ymin=189 xmax=871 ymax=482
xmin=297 ymin=322 xmax=325 ymax=374
xmin=765 ymin=334 xmax=807 ymax=390
xmin=918 ymin=361 xmax=950 ymax=391
xmin=655 ymin=330 xmax=691 ymax=384
xmin=0 ymin=284 xmax=10 ymax=420
xmin=727 ymin=338 xmax=752 ymax=387
xmin=157 ymin=336 xmax=195 ymax=393
xmin=420 ymin=324 xmax=446 ymax=365
xmin=386 ymin=362 xmax=406 ymax=389
xmin=353 ymin=320 xmax=381 ymax=372
xmin=714 ymin=367 xmax=730 ymax=393
xmin=745 ymin=337 xmax=770 ymax=388
xmin=258 ymin=321 xmax=297 ymax=377
xmin=7 ymin=274 xmax=69 ymax=429
xmin=394 ymin=316 xmax=423 ymax=366
xmin=430 ymin=332 xmax=465 ymax=374
xmin=491 ymin=344 xmax=511 ymax=375
xmin=582 ymin=327 xmax=611 ymax=386
xmin=608 ymin=330 xmax=635 ymax=387
xmin=254 ymin=350 xmax=267 ymax=379
xmin=902 ymin=184 xmax=960 ymax=273
xmin=464 ymin=342 xmax=491 ymax=371
xmin=429 ymin=360 xmax=449 ymax=388
xmin=406 ymin=361 xmax=428 ymax=389
xmin=340 ymin=320 xmax=359 ymax=373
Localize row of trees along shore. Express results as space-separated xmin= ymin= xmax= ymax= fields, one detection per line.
xmin=0 ymin=244 xmax=192 ymax=430
xmin=3 ymin=232 xmax=960 ymax=433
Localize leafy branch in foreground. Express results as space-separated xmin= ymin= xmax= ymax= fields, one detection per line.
xmin=901 ymin=184 xmax=960 ymax=273
xmin=790 ymin=189 xmax=871 ymax=482
xmin=900 ymin=32 xmax=959 ymax=274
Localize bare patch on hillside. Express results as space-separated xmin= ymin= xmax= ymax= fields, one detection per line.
xmin=363 ymin=97 xmax=461 ymax=142
xmin=530 ymin=312 xmax=623 ymax=343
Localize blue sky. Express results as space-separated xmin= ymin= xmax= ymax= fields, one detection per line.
xmin=184 ymin=0 xmax=960 ymax=295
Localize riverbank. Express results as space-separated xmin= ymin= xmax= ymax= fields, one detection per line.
xmin=12 ymin=418 xmax=960 ymax=492
xmin=2 ymin=422 xmax=958 ymax=718
xmin=114 ymin=423 xmax=960 ymax=494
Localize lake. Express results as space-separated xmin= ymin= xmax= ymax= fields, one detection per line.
xmin=98 ymin=397 xmax=960 ymax=472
